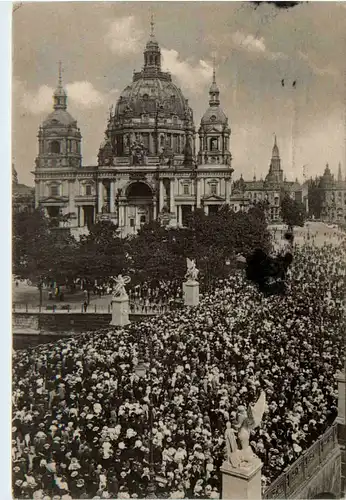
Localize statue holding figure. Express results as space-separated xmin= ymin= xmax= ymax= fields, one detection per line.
xmin=185 ymin=258 xmax=199 ymax=282
xmin=112 ymin=274 xmax=131 ymax=299
xmin=224 ymin=391 xmax=266 ymax=468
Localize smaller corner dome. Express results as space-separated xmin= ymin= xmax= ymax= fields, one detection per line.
xmin=201 ymin=106 xmax=227 ymax=125
xmin=42 ymin=109 xmax=77 ymax=128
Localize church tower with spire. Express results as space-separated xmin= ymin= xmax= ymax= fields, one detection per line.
xmin=198 ymin=61 xmax=231 ymax=166
xmin=36 ymin=62 xmax=82 ymax=171
xmin=34 ymin=63 xmax=84 ymax=224
xmin=265 ymin=135 xmax=283 ymax=184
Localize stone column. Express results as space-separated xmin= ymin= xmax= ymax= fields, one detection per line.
xmin=220 ymin=459 xmax=263 ymax=500
xmin=177 ymin=205 xmax=182 ymax=225
xmin=110 ymin=180 xmax=115 ymax=213
xmin=153 ymin=196 xmax=157 ymax=220
xmin=183 ymin=280 xmax=200 ymax=307
xmin=110 ymin=294 xmax=130 ymax=327
xmin=159 ymin=180 xmax=165 ymax=212
xmin=196 ymin=179 xmax=201 ymax=208
xmin=204 ymin=205 xmax=209 ymax=216
xmin=68 ymin=180 xmax=76 ymax=216
xmin=34 ymin=181 xmax=40 ymax=208
xmin=170 ymin=179 xmax=175 ymax=214
xmin=98 ymin=182 xmax=103 ymax=213
xmin=119 ymin=204 xmax=125 ymax=227
xmin=225 ymin=178 xmax=230 ymax=204
xmin=80 ymin=206 xmax=85 ymax=227
xmin=148 ymin=133 xmax=152 ymax=154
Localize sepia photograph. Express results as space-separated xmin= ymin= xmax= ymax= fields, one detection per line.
xmin=11 ymin=1 xmax=346 ymax=499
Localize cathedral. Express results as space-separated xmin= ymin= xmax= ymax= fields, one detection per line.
xmin=34 ymin=24 xmax=308 ymax=236
xmin=34 ymin=26 xmax=234 ymax=237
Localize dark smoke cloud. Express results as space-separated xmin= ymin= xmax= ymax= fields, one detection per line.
xmin=251 ymin=2 xmax=302 ymax=10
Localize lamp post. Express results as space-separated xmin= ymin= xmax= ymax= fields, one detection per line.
xmin=134 ymin=334 xmax=156 ymax=498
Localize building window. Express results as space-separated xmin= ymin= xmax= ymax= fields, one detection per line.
xmin=50 ymin=141 xmax=61 ymax=154
xmin=50 ymin=185 xmax=60 ymax=197
xmin=210 ymin=137 xmax=218 ymax=151
xmin=85 ymin=184 xmax=92 ymax=196
xmin=130 ymin=218 xmax=135 ymax=228
xmin=183 ymin=184 xmax=190 ymax=195
xmin=210 ymin=183 xmax=217 ymax=195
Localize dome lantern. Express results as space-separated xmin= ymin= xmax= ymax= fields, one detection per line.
xmin=53 ymin=61 xmax=67 ymax=111
xmin=209 ymin=58 xmax=220 ymax=107
xmin=143 ymin=15 xmax=161 ymax=73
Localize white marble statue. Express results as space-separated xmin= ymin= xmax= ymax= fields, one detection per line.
xmin=225 ymin=391 xmax=266 ymax=468
xmin=112 ymin=274 xmax=131 ymax=299
xmin=185 ymin=258 xmax=199 ymax=282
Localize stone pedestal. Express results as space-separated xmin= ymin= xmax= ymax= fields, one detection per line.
xmin=110 ymin=295 xmax=130 ymax=327
xmin=220 ymin=458 xmax=263 ymax=500
xmin=183 ymin=280 xmax=199 ymax=307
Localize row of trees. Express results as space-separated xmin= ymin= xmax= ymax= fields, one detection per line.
xmin=13 ymin=204 xmax=276 ymax=291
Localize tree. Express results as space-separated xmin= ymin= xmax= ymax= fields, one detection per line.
xmin=13 ymin=209 xmax=79 ymax=303
xmin=77 ymin=220 xmax=128 ymax=284
xmin=126 ymin=221 xmax=186 ymax=284
xmin=280 ymin=194 xmax=307 ymax=230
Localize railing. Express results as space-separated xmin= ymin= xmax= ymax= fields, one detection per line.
xmin=12 ymin=300 xmax=179 ymax=315
xmin=264 ymin=421 xmax=338 ymax=499
xmin=12 ymin=303 xmax=112 ymax=314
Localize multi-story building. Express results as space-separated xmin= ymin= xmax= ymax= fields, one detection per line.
xmin=33 ymin=24 xmax=312 ymax=232
xmin=230 ymin=137 xmax=309 ymax=221
xmin=320 ymin=163 xmax=346 ymax=223
xmin=34 ymin=27 xmax=234 ymax=236
xmin=12 ymin=165 xmax=35 ymax=214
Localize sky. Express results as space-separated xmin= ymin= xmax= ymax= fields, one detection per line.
xmin=12 ymin=1 xmax=346 ymax=186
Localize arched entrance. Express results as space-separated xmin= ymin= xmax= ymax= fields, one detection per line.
xmin=126 ymin=182 xmax=154 ymax=231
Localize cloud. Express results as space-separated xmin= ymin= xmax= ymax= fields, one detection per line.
xmin=232 ymin=31 xmax=266 ymax=53
xmin=231 ymin=31 xmax=287 ymax=60
xmin=17 ymin=80 xmax=109 ymax=115
xmin=65 ymin=81 xmax=105 ymax=107
xmin=21 ymin=85 xmax=54 ymax=115
xmin=104 ymin=16 xmax=143 ymax=55
xmin=161 ymin=49 xmax=213 ymax=93
xmin=298 ymin=51 xmax=339 ymax=78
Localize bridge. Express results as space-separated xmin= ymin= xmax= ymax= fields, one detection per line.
xmin=263 ymin=366 xmax=345 ymax=500
xmin=264 ymin=422 xmax=341 ymax=499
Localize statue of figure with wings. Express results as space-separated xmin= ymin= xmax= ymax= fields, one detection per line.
xmin=185 ymin=258 xmax=199 ymax=282
xmin=112 ymin=274 xmax=131 ymax=299
xmin=225 ymin=391 xmax=266 ymax=468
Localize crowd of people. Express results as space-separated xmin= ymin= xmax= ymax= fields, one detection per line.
xmin=12 ymin=240 xmax=345 ymax=499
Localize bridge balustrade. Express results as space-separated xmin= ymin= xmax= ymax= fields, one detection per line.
xmin=264 ymin=422 xmax=338 ymax=499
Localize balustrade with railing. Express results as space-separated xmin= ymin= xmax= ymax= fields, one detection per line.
xmin=264 ymin=422 xmax=339 ymax=499
xmin=12 ymin=299 xmax=180 ymax=316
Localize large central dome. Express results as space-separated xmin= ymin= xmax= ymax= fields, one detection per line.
xmin=114 ymin=32 xmax=192 ymax=121
xmin=99 ymin=28 xmax=195 ymax=162
xmin=114 ymin=75 xmax=190 ymax=120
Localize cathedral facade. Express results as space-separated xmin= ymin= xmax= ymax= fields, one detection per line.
xmin=34 ymin=29 xmax=234 ymax=237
